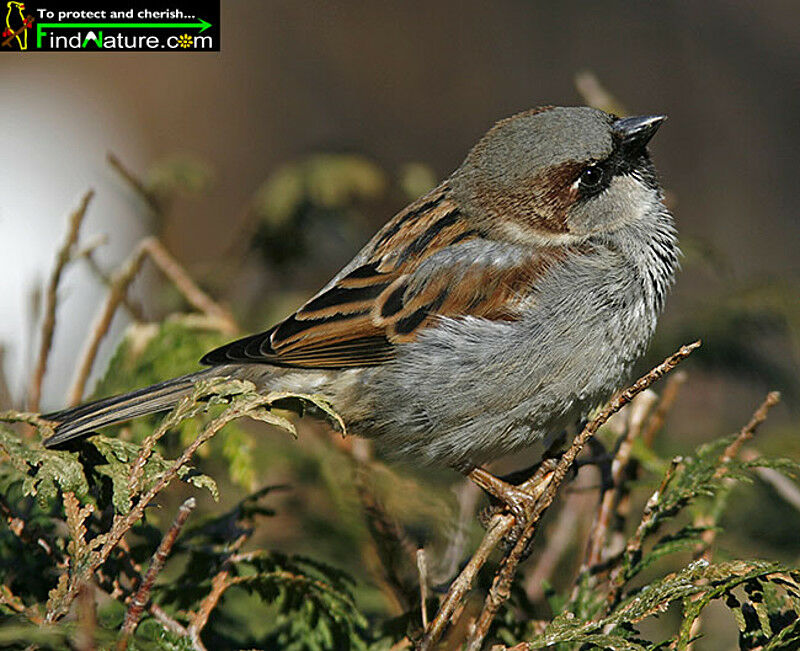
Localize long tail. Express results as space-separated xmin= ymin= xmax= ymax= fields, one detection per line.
xmin=42 ymin=370 xmax=214 ymax=448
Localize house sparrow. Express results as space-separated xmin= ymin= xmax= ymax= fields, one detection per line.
xmin=43 ymin=106 xmax=678 ymax=515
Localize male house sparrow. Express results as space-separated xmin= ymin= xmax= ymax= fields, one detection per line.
xmin=44 ymin=106 xmax=678 ymax=515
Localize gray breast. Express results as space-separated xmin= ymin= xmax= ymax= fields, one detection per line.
xmin=358 ymin=224 xmax=676 ymax=468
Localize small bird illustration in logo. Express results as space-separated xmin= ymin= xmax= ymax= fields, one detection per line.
xmin=3 ymin=1 xmax=32 ymax=50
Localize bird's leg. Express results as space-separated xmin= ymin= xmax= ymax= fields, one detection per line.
xmin=465 ymin=463 xmax=557 ymax=537
xmin=467 ymin=467 xmax=538 ymax=525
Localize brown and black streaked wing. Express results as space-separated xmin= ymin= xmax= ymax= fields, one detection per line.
xmin=201 ymin=183 xmax=565 ymax=370
xmin=200 ymin=261 xmax=398 ymax=368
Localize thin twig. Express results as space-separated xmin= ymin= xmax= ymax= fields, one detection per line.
xmin=66 ymin=241 xmax=149 ymax=405
xmin=28 ymin=190 xmax=94 ymax=411
xmin=82 ymin=249 xmax=147 ymax=322
xmin=107 ymin=152 xmax=161 ymax=214
xmin=67 ymin=235 xmax=238 ymax=405
xmin=188 ymin=533 xmax=248 ymax=643
xmin=716 ymin=391 xmax=781 ymax=474
xmin=574 ymin=70 xmax=628 ymax=116
xmin=417 ymin=548 xmax=429 ymax=630
xmin=743 ymin=450 xmax=800 ymax=513
xmin=605 ymin=457 xmax=683 ymax=610
xmin=70 ymin=233 xmax=108 ymax=262
xmin=149 ymin=603 xmax=194 ymax=641
xmin=420 ymin=511 xmax=517 ymax=648
xmin=432 ymin=480 xmax=482 ymax=584
xmin=694 ymin=391 xmax=782 ymax=560
xmin=140 ymin=237 xmax=237 ymax=334
xmin=460 ymin=341 xmax=701 ymax=651
xmin=525 ymin=468 xmax=596 ymax=602
xmin=583 ymin=391 xmax=658 ymax=569
xmin=0 ymin=346 xmax=13 ymax=410
xmin=641 ymin=370 xmax=687 ymax=447
xmin=118 ymin=497 xmax=197 ymax=649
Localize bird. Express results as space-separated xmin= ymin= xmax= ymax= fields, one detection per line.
xmin=43 ymin=106 xmax=679 ymax=518
xmin=4 ymin=1 xmax=28 ymax=50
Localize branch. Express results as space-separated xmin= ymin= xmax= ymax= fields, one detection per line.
xmin=67 ymin=236 xmax=238 ymax=405
xmin=118 ymin=497 xmax=197 ymax=649
xmin=187 ymin=533 xmax=248 ymax=645
xmin=574 ymin=70 xmax=628 ymax=117
xmin=107 ymin=152 xmax=161 ymax=214
xmin=45 ymin=389 xmax=270 ymax=622
xmin=28 ymin=190 xmax=94 ymax=411
xmin=82 ymin=249 xmax=147 ymax=322
xmin=717 ymin=391 xmax=781 ymax=473
xmin=0 ymin=346 xmax=13 ymax=410
xmin=583 ymin=390 xmax=657 ymax=569
xmin=460 ymin=340 xmax=701 ymax=651
xmin=66 ymin=240 xmax=149 ymax=405
xmin=694 ymin=391 xmax=782 ymax=560
xmin=525 ymin=468 xmax=596 ymax=602
xmin=641 ymin=370 xmax=687 ymax=447
xmin=605 ymin=457 xmax=682 ymax=610
xmin=139 ymin=237 xmax=237 ymax=334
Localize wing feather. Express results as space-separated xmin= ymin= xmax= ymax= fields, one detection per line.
xmin=201 ymin=184 xmax=567 ymax=369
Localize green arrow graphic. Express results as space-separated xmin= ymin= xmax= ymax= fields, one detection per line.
xmin=36 ymin=18 xmax=212 ymax=48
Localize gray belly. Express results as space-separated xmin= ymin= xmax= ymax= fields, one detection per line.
xmin=351 ymin=270 xmax=657 ymax=467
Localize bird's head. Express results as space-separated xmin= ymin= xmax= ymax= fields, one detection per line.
xmin=451 ymin=105 xmax=668 ymax=244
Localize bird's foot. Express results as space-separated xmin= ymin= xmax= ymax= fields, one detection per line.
xmin=467 ymin=462 xmax=557 ymax=543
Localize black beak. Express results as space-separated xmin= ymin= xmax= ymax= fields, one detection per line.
xmin=613 ymin=115 xmax=666 ymax=153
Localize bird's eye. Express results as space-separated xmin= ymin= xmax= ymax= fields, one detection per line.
xmin=579 ymin=165 xmax=604 ymax=190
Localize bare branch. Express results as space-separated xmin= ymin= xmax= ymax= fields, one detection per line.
xmin=525 ymin=469 xmax=596 ymax=602
xmin=82 ymin=249 xmax=147 ymax=322
xmin=28 ymin=190 xmax=94 ymax=411
xmin=66 ymin=240 xmax=149 ymax=405
xmin=67 ymin=234 xmax=237 ymax=405
xmin=641 ymin=370 xmax=687 ymax=447
xmin=743 ymin=450 xmax=800 ymax=513
xmin=188 ymin=533 xmax=248 ymax=643
xmin=0 ymin=345 xmax=13 ymax=410
xmin=583 ymin=391 xmax=658 ymax=569
xmin=140 ymin=237 xmax=237 ymax=335
xmin=717 ymin=391 xmax=781 ymax=473
xmin=574 ymin=70 xmax=628 ymax=116
xmin=416 ymin=548 xmax=429 ymax=630
xmin=107 ymin=152 xmax=161 ymax=214
xmin=693 ymin=391 xmax=782 ymax=561
xmin=432 ymin=479 xmax=481 ymax=584
xmin=118 ymin=497 xmax=197 ymax=649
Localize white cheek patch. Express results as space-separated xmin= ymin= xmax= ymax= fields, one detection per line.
xmin=568 ymin=175 xmax=659 ymax=234
xmin=498 ymin=220 xmax=581 ymax=246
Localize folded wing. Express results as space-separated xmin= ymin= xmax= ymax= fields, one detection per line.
xmin=202 ymin=185 xmax=566 ymax=369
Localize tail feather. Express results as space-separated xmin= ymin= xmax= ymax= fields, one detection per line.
xmin=42 ymin=371 xmax=211 ymax=448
